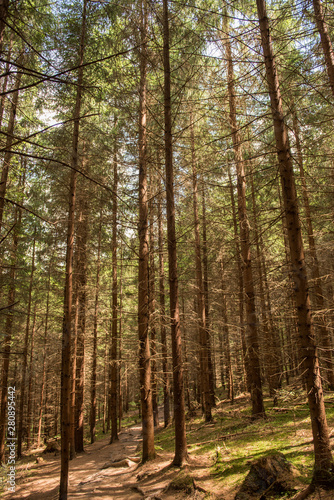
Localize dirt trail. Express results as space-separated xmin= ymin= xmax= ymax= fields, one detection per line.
xmin=4 ymin=423 xmax=148 ymax=499
xmin=4 ymin=422 xmax=222 ymax=500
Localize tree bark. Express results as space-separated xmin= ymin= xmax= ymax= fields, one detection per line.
xmin=224 ymin=18 xmax=265 ymax=417
xmin=74 ymin=184 xmax=88 ymax=453
xmin=59 ymin=0 xmax=86 ymax=496
xmin=90 ymin=207 xmax=102 ymax=443
xmin=257 ymin=0 xmax=334 ymax=483
xmin=312 ymin=0 xmax=334 ymax=97
xmin=158 ymin=175 xmax=170 ymax=427
xmin=0 ymin=56 xmax=23 ymax=234
xmin=138 ymin=0 xmax=155 ymax=463
xmin=0 ymin=207 xmax=19 ymax=465
xmin=163 ymin=0 xmax=188 ymax=466
xmin=110 ymin=140 xmax=119 ymax=444
xmin=292 ymin=108 xmax=334 ymax=390
xmin=201 ymin=188 xmax=215 ymax=406
xmin=190 ymin=114 xmax=212 ymax=422
xmin=149 ymin=192 xmax=159 ymax=427
xmin=26 ymin=303 xmax=37 ymax=450
xmin=18 ymin=229 xmax=36 ymax=459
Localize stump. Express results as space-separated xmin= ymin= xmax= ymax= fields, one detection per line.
xmin=235 ymin=452 xmax=300 ymax=499
xmin=43 ymin=439 xmax=61 ymax=454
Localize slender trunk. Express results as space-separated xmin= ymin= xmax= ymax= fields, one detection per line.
xmin=220 ymin=258 xmax=234 ymax=402
xmin=59 ymin=1 xmax=86 ymax=496
xmin=250 ymin=168 xmax=281 ymax=396
xmin=158 ymin=177 xmax=170 ymax=427
xmin=228 ymin=166 xmax=249 ymax=392
xmin=37 ymin=258 xmax=52 ymax=448
xmin=201 ymin=188 xmax=215 ymax=406
xmin=103 ymin=328 xmax=108 ymax=434
xmin=163 ymin=0 xmax=187 ymax=465
xmin=292 ymin=109 xmax=334 ymax=389
xmin=74 ymin=187 xmax=89 ymax=453
xmin=0 ymin=57 xmax=23 ymax=234
xmin=0 ymin=208 xmax=19 ymax=465
xmin=110 ymin=141 xmax=118 ymax=444
xmin=190 ymin=114 xmax=212 ymax=422
xmin=0 ymin=36 xmax=12 ymax=130
xmin=18 ymin=230 xmax=36 ymax=459
xmin=118 ymin=243 xmax=123 ymax=432
xmin=224 ymin=19 xmax=265 ymax=417
xmin=312 ymin=0 xmax=334 ymax=96
xmin=149 ymin=194 xmax=159 ymax=427
xmin=70 ymin=294 xmax=78 ymax=460
xmin=257 ymin=0 xmax=334 ymax=483
xmin=90 ymin=208 xmax=102 ymax=443
xmin=138 ymin=0 xmax=154 ymax=462
xmin=0 ymin=0 xmax=9 ymax=55
xmin=26 ymin=303 xmax=37 ymax=450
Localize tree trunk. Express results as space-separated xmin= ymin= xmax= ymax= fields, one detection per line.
xmin=110 ymin=141 xmax=119 ymax=444
xmin=0 ymin=57 xmax=23 ymax=234
xmin=257 ymin=0 xmax=334 ymax=483
xmin=292 ymin=108 xmax=334 ymax=390
xmin=37 ymin=255 xmax=52 ymax=448
xmin=0 ymin=0 xmax=9 ymax=55
xmin=18 ymin=229 xmax=36 ymax=459
xmin=201 ymin=188 xmax=215 ymax=406
xmin=250 ymin=168 xmax=281 ymax=396
xmin=59 ymin=0 xmax=86 ymax=496
xmin=149 ymin=193 xmax=159 ymax=427
xmin=163 ymin=0 xmax=187 ymax=465
xmin=227 ymin=166 xmax=249 ymax=392
xmin=90 ymin=207 xmax=102 ymax=443
xmin=190 ymin=114 xmax=212 ymax=422
xmin=158 ymin=176 xmax=170 ymax=427
xmin=26 ymin=303 xmax=37 ymax=450
xmin=0 ymin=207 xmax=19 ymax=465
xmin=220 ymin=257 xmax=234 ymax=402
xmin=312 ymin=0 xmax=334 ymax=96
xmin=138 ymin=0 xmax=155 ymax=463
xmin=74 ymin=187 xmax=88 ymax=453
xmin=224 ymin=18 xmax=265 ymax=417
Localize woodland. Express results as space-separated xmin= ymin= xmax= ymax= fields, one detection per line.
xmin=1 ymin=0 xmax=334 ymax=498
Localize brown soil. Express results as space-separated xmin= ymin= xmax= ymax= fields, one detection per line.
xmin=3 ymin=423 xmax=227 ymax=499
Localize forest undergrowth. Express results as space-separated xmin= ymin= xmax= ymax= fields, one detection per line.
xmin=2 ymin=388 xmax=334 ymax=499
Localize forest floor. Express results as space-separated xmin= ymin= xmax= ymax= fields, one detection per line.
xmin=2 ymin=391 xmax=334 ymax=499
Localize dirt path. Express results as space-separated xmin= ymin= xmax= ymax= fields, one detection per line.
xmin=4 ymin=423 xmax=224 ymax=500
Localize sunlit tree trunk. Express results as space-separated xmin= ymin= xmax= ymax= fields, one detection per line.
xmin=257 ymin=0 xmax=334 ymax=483
xmin=224 ymin=18 xmax=265 ymax=417
xmin=149 ymin=193 xmax=159 ymax=427
xmin=26 ymin=303 xmax=37 ymax=450
xmin=292 ymin=108 xmax=334 ymax=390
xmin=158 ymin=176 xmax=170 ymax=427
xmin=0 ymin=207 xmax=19 ymax=465
xmin=90 ymin=208 xmax=102 ymax=443
xmin=163 ymin=0 xmax=187 ymax=465
xmin=0 ymin=56 xmax=23 ymax=234
xmin=60 ymin=1 xmax=87 ymax=496
xmin=190 ymin=114 xmax=212 ymax=422
xmin=110 ymin=142 xmax=119 ymax=444
xmin=138 ymin=0 xmax=155 ymax=462
xmin=312 ymin=0 xmax=334 ymax=96
xmin=18 ymin=229 xmax=36 ymax=458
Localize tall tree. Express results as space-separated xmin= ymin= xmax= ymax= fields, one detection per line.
xmin=138 ymin=0 xmax=155 ymax=462
xmin=163 ymin=0 xmax=187 ymax=465
xmin=59 ymin=0 xmax=87 ymax=496
xmin=223 ymin=12 xmax=265 ymax=417
xmin=256 ymin=0 xmax=334 ymax=485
